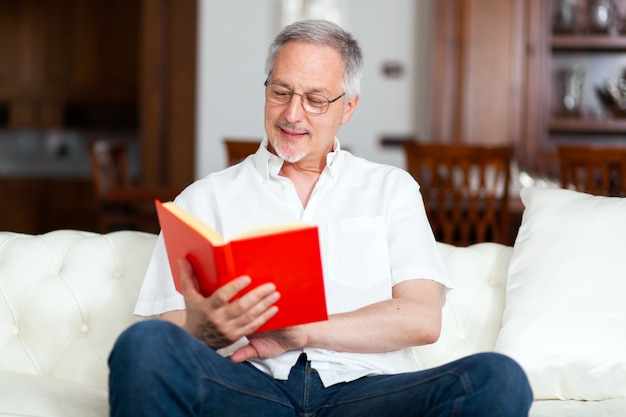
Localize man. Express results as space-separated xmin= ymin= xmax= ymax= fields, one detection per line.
xmin=109 ymin=19 xmax=532 ymax=416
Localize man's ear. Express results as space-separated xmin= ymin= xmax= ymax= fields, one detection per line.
xmin=340 ymin=95 xmax=359 ymax=125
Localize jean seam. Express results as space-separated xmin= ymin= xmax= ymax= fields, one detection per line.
xmin=450 ymin=370 xmax=473 ymax=417
xmin=320 ymin=369 xmax=472 ymax=410
xmin=197 ymin=373 xmax=294 ymax=410
xmin=303 ymin=365 xmax=311 ymax=413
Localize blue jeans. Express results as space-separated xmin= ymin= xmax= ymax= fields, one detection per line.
xmin=108 ymin=320 xmax=532 ymax=417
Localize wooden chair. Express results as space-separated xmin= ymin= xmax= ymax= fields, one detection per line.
xmin=557 ymin=145 xmax=626 ymax=197
xmin=224 ymin=139 xmax=261 ymax=166
xmin=403 ymin=142 xmax=514 ymax=246
xmin=89 ymin=139 xmax=180 ymax=233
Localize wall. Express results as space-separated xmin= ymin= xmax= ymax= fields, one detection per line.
xmin=196 ymin=0 xmax=432 ymax=178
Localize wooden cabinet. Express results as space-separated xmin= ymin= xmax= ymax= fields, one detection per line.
xmin=522 ymin=0 xmax=626 ymax=176
xmin=0 ymin=1 xmax=69 ymax=127
xmin=0 ymin=1 xmax=68 ymax=101
xmin=0 ymin=0 xmax=195 ymax=234
xmin=0 ymin=0 xmax=138 ymax=129
xmin=430 ymin=0 xmax=526 ymax=148
xmin=432 ymin=0 xmax=626 ymax=176
xmin=67 ymin=0 xmax=139 ymax=102
xmin=0 ymin=178 xmax=98 ymax=234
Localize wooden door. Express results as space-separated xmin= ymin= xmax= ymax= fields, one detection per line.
xmin=140 ymin=0 xmax=197 ymax=190
xmin=430 ymin=0 xmax=526 ymax=149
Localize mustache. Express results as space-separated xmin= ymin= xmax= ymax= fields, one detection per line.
xmin=276 ymin=120 xmax=310 ymax=135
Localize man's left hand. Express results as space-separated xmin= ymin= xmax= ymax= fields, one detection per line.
xmin=229 ymin=326 xmax=308 ymax=362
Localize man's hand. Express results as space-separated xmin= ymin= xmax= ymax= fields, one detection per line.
xmin=229 ymin=326 xmax=309 ymax=363
xmin=178 ymin=258 xmax=280 ymax=349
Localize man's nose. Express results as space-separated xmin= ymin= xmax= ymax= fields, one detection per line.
xmin=284 ymin=92 xmax=307 ymax=118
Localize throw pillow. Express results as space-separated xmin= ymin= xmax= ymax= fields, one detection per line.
xmin=494 ymin=187 xmax=626 ymax=400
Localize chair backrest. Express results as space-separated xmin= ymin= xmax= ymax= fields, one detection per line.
xmin=88 ymin=139 xmax=181 ymax=233
xmin=403 ymin=141 xmax=514 ymax=246
xmin=89 ymin=140 xmax=131 ymax=198
xmin=557 ymin=145 xmax=626 ymax=197
xmin=224 ymin=139 xmax=261 ymax=166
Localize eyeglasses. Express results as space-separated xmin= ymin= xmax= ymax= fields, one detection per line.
xmin=264 ymin=80 xmax=345 ymax=115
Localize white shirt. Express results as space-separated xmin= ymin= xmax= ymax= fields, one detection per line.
xmin=135 ymin=138 xmax=451 ymax=387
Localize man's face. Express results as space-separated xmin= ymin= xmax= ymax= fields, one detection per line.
xmin=264 ymin=41 xmax=358 ymax=167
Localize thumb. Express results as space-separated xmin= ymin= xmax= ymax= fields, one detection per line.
xmin=178 ymin=257 xmax=201 ymax=297
xmin=230 ymin=343 xmax=259 ymax=363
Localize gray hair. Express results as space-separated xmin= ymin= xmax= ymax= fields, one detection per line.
xmin=265 ymin=19 xmax=363 ymax=101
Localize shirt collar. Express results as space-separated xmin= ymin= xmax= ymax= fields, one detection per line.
xmin=253 ymin=137 xmax=344 ymax=180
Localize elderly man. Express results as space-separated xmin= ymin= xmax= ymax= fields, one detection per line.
xmin=108 ymin=19 xmax=532 ymax=417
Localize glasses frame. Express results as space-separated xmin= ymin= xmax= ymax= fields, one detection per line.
xmin=264 ymin=79 xmax=345 ymax=115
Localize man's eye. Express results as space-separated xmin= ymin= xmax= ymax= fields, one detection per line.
xmin=306 ymin=96 xmax=326 ymax=106
xmin=272 ymin=89 xmax=290 ymax=97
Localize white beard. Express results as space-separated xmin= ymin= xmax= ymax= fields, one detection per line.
xmin=272 ymin=139 xmax=308 ymax=163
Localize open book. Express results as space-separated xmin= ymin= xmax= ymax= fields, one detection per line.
xmin=155 ymin=200 xmax=328 ymax=332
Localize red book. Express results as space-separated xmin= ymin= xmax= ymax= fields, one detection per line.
xmin=155 ymin=200 xmax=328 ymax=333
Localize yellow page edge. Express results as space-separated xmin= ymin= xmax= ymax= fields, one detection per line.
xmin=161 ymin=201 xmax=224 ymax=245
xmin=229 ymin=222 xmax=311 ymax=241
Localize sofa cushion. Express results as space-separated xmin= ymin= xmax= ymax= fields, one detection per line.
xmin=0 ymin=370 xmax=107 ymax=417
xmin=495 ymin=187 xmax=626 ymax=400
xmin=413 ymin=242 xmax=512 ymax=369
xmin=530 ymin=397 xmax=626 ymax=417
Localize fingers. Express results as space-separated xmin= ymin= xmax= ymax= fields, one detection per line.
xmin=197 ymin=285 xmax=279 ymax=343
xmin=178 ymin=256 xmax=281 ymax=342
xmin=218 ymin=284 xmax=280 ymax=335
xmin=209 ymin=275 xmax=253 ymax=306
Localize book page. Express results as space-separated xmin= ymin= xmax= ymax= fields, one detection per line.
xmin=230 ymin=222 xmax=311 ymax=241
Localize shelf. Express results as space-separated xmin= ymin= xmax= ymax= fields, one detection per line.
xmin=380 ymin=135 xmax=414 ymax=148
xmin=552 ymin=35 xmax=626 ymax=51
xmin=549 ymin=117 xmax=626 ymax=134
xmin=0 ymin=104 xmax=7 ymax=127
xmin=64 ymin=101 xmax=138 ymax=129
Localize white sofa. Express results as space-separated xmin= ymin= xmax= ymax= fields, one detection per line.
xmin=1 ymin=188 xmax=625 ymax=417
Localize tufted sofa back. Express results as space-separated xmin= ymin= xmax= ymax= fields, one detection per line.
xmin=0 ymin=230 xmax=156 ymax=391
xmin=0 ymin=230 xmax=513 ymax=392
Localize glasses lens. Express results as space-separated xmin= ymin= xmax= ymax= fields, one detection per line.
xmin=303 ymin=94 xmax=329 ymax=114
xmin=264 ymin=83 xmax=331 ymax=114
xmin=266 ymin=84 xmax=292 ymax=105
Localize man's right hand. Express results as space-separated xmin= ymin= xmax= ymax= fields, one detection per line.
xmin=177 ymin=257 xmax=280 ymax=349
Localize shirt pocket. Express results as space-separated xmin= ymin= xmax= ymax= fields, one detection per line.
xmin=324 ymin=217 xmax=392 ymax=313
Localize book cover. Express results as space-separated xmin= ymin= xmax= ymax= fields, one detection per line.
xmin=155 ymin=200 xmax=328 ymax=332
